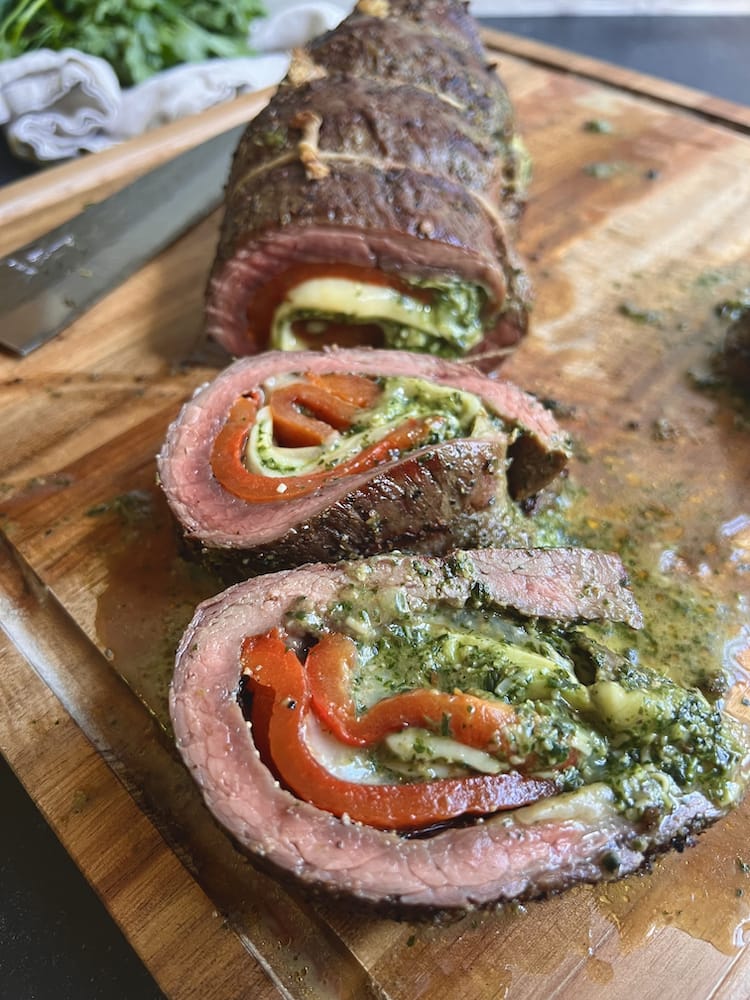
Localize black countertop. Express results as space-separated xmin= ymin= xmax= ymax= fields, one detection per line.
xmin=1 ymin=16 xmax=749 ymax=1000
xmin=485 ymin=14 xmax=750 ymax=103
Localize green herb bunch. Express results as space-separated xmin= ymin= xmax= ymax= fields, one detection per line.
xmin=0 ymin=0 xmax=266 ymax=87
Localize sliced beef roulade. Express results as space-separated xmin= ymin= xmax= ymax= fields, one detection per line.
xmin=156 ymin=349 xmax=570 ymax=574
xmin=171 ymin=547 xmax=743 ymax=913
xmin=206 ymin=0 xmax=531 ymax=369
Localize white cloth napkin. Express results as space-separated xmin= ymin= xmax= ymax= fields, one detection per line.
xmin=249 ymin=0 xmax=351 ymax=50
xmin=0 ymin=1 xmax=352 ymax=162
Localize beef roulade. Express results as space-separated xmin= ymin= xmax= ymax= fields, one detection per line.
xmin=206 ymin=0 xmax=531 ymax=369
xmin=156 ymin=349 xmax=569 ymax=575
xmin=171 ymin=547 xmax=743 ymax=913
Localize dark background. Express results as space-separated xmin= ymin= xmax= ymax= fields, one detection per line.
xmin=1 ymin=15 xmax=749 ymax=1000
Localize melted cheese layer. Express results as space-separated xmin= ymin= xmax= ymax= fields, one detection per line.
xmin=269 ymin=276 xmax=485 ymax=356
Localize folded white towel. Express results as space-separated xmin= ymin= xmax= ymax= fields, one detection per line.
xmin=249 ymin=0 xmax=352 ymax=50
xmin=0 ymin=1 xmax=351 ymax=162
xmin=0 ymin=47 xmax=121 ymax=157
xmin=112 ymin=54 xmax=292 ymax=142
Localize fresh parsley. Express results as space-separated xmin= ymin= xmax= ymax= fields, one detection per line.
xmin=0 ymin=0 xmax=266 ymax=86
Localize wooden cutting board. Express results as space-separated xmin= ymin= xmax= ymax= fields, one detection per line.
xmin=1 ymin=30 xmax=749 ymax=1000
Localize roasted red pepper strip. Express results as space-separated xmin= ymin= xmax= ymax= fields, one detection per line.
xmin=210 ymin=395 xmax=436 ymax=503
xmin=269 ymin=382 xmax=363 ymax=447
xmin=240 ymin=630 xmax=555 ymax=831
xmin=304 ymin=372 xmax=382 ymax=409
xmin=260 ymin=373 xmax=380 ymax=446
xmin=289 ymin=320 xmax=386 ymax=350
xmin=307 ymin=631 xmax=519 ymax=753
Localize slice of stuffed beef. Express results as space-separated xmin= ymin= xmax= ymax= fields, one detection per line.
xmin=156 ymin=349 xmax=570 ymax=575
xmin=171 ymin=547 xmax=744 ymax=914
xmin=206 ymin=0 xmax=531 ymax=370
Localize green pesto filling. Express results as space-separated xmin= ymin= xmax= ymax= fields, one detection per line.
xmin=247 ymin=375 xmax=507 ymax=478
xmin=285 ymin=561 xmax=743 ymax=819
xmin=269 ymin=276 xmax=487 ymax=359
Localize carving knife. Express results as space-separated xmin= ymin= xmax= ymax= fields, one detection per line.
xmin=0 ymin=124 xmax=244 ymax=356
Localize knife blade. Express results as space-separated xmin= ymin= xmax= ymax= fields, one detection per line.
xmin=0 ymin=124 xmax=244 ymax=356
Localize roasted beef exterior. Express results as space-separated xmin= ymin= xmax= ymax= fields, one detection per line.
xmin=206 ymin=0 xmax=530 ymax=368
xmin=168 ymin=547 xmax=729 ymax=915
xmin=156 ymin=349 xmax=570 ymax=575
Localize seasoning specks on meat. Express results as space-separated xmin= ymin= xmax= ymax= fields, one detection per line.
xmin=206 ymin=0 xmax=531 ymax=367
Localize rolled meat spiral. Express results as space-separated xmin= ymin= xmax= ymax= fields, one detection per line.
xmin=156 ymin=349 xmax=570 ymax=575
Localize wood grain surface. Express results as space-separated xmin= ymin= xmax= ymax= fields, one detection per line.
xmin=1 ymin=36 xmax=749 ymax=1000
